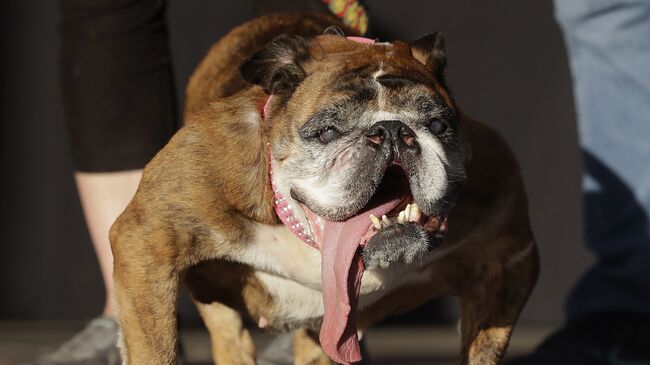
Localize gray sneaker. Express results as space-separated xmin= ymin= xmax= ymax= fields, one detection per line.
xmin=25 ymin=317 xmax=121 ymax=365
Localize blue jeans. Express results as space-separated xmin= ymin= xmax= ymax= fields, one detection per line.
xmin=553 ymin=0 xmax=650 ymax=319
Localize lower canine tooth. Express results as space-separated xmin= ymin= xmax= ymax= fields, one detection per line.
xmin=369 ymin=214 xmax=381 ymax=229
xmin=398 ymin=211 xmax=406 ymax=224
xmin=410 ymin=203 xmax=421 ymax=221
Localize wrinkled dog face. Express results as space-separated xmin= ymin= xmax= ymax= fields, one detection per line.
xmin=288 ymin=70 xmax=463 ymax=220
xmin=242 ymin=33 xmax=466 ymax=267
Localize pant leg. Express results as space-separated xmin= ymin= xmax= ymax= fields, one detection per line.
xmin=59 ymin=0 xmax=178 ymax=172
xmin=553 ymin=0 xmax=650 ymax=319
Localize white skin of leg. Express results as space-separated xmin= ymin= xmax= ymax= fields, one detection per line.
xmin=74 ymin=169 xmax=142 ymax=317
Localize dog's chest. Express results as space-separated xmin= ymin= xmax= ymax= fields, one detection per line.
xmin=228 ymin=224 xmax=437 ymax=327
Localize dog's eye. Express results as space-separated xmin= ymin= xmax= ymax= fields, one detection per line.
xmin=319 ymin=126 xmax=341 ymax=143
xmin=428 ymin=119 xmax=448 ymax=135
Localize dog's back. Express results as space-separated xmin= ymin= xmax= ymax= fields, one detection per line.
xmin=184 ymin=13 xmax=347 ymax=119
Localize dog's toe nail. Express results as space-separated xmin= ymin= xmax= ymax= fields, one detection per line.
xmin=258 ymin=317 xmax=268 ymax=328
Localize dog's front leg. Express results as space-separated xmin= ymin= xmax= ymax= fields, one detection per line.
xmin=111 ymin=225 xmax=184 ymax=365
xmin=458 ymin=241 xmax=539 ymax=365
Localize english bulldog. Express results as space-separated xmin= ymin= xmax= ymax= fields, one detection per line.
xmin=110 ymin=12 xmax=539 ymax=365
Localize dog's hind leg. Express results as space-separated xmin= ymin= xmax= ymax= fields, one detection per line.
xmin=457 ymin=240 xmax=539 ymax=365
xmin=197 ymin=301 xmax=256 ymax=365
xmin=292 ymin=328 xmax=331 ymax=365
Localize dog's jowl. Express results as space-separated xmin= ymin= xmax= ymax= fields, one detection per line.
xmin=110 ymin=13 xmax=538 ymax=365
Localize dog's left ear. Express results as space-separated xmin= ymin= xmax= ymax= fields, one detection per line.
xmin=410 ymin=32 xmax=447 ymax=85
xmin=241 ymin=34 xmax=311 ymax=95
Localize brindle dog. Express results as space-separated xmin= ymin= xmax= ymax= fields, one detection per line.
xmin=111 ymin=13 xmax=538 ymax=365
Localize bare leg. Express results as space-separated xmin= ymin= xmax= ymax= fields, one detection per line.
xmin=75 ymin=170 xmax=142 ymax=316
xmin=24 ymin=171 xmax=143 ymax=364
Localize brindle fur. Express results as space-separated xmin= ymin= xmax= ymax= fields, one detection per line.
xmin=111 ymin=13 xmax=538 ymax=365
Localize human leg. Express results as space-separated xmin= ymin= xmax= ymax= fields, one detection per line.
xmin=556 ymin=0 xmax=650 ymax=319
xmin=75 ymin=170 xmax=143 ymax=317
xmin=27 ymin=0 xmax=178 ymax=363
xmin=510 ymin=1 xmax=650 ymax=363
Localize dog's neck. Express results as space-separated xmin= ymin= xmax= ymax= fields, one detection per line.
xmin=262 ymin=94 xmax=318 ymax=247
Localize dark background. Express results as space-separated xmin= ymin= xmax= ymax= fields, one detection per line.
xmin=0 ymin=0 xmax=591 ymax=324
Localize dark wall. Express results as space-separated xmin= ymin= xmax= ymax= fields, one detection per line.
xmin=0 ymin=0 xmax=591 ymax=323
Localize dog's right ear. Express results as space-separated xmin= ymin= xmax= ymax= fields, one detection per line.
xmin=240 ymin=34 xmax=311 ymax=95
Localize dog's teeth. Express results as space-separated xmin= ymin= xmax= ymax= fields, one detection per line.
xmin=382 ymin=215 xmax=391 ymax=225
xmin=405 ymin=204 xmax=411 ymax=219
xmin=369 ymin=214 xmax=381 ymax=230
xmin=409 ymin=203 xmax=421 ymax=222
xmin=398 ymin=211 xmax=406 ymax=224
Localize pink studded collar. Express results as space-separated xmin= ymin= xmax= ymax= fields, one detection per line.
xmin=264 ymin=94 xmax=318 ymax=248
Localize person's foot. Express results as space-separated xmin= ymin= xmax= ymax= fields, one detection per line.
xmin=507 ymin=312 xmax=650 ymax=365
xmin=24 ymin=317 xmax=121 ymax=365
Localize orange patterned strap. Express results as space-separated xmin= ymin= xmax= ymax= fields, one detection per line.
xmin=323 ymin=0 xmax=368 ymax=35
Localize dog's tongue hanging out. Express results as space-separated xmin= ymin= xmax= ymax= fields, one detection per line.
xmin=319 ymin=216 xmax=366 ymax=364
xmin=317 ymin=197 xmax=403 ymax=364
xmin=266 ymin=36 xmax=388 ymax=364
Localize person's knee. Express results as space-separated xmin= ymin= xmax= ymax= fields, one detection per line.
xmin=553 ymin=0 xmax=650 ymax=31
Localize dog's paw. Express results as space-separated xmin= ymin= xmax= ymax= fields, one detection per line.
xmin=361 ymin=220 xmax=432 ymax=270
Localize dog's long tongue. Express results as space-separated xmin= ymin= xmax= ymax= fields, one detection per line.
xmin=319 ymin=216 xmax=365 ymax=364
xmin=319 ymin=200 xmax=400 ymax=364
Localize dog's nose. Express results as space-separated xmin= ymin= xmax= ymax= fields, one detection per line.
xmin=365 ymin=120 xmax=417 ymax=147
